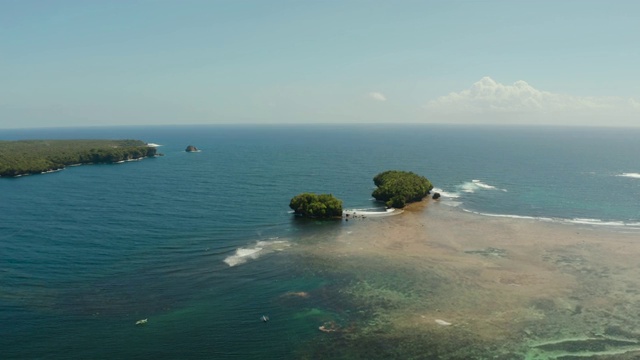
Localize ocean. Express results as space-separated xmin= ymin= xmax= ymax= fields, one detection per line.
xmin=1 ymin=124 xmax=639 ymax=359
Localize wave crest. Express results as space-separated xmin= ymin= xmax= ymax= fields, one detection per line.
xmin=617 ymin=173 xmax=640 ymax=179
xmin=460 ymin=180 xmax=508 ymax=193
xmin=343 ymin=208 xmax=402 ymax=217
xmin=463 ymin=209 xmax=640 ymax=229
xmin=431 ymin=180 xmax=507 ymax=201
xmin=432 ymin=188 xmax=460 ymax=199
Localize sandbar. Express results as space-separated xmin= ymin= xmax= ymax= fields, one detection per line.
xmin=296 ymin=200 xmax=640 ymax=358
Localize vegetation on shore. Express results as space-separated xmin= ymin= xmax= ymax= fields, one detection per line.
xmin=0 ymin=139 xmax=158 ymax=177
xmin=372 ymin=170 xmax=433 ymax=208
xmin=289 ymin=193 xmax=343 ymax=219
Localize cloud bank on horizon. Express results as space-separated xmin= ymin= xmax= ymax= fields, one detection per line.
xmin=423 ymin=77 xmax=640 ymax=126
xmin=2 ymin=2 xmax=640 ymax=129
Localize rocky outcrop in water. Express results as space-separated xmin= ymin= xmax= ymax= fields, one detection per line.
xmin=185 ymin=145 xmax=199 ymax=152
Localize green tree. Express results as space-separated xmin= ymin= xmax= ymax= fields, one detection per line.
xmin=371 ymin=170 xmax=433 ymax=208
xmin=0 ymin=139 xmax=159 ymax=177
xmin=289 ymin=193 xmax=343 ymax=219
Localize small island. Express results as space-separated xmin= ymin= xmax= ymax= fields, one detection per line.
xmin=372 ymin=170 xmax=433 ymax=208
xmin=289 ymin=193 xmax=343 ymax=219
xmin=289 ymin=171 xmax=432 ymax=218
xmin=0 ymin=139 xmax=159 ymax=177
xmin=185 ymin=145 xmax=199 ymax=152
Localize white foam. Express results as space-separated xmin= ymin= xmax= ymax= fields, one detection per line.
xmin=472 ymin=179 xmax=497 ymax=189
xmin=464 ymin=209 xmax=639 ymax=229
xmin=617 ymin=173 xmax=640 ymax=179
xmin=432 ymin=188 xmax=460 ymax=199
xmin=431 ymin=187 xmax=465 ymax=207
xmin=460 ymin=180 xmax=508 ymax=193
xmin=435 ymin=319 xmax=452 ymax=326
xmin=562 ymin=218 xmax=640 ymax=229
xmin=343 ymin=208 xmax=403 ymax=217
xmin=459 ymin=182 xmax=475 ymax=193
xmin=463 ymin=209 xmax=554 ymax=222
xmin=567 ymin=218 xmax=626 ymax=227
xmin=223 ymin=239 xmax=290 ymax=267
xmin=432 ymin=180 xmax=506 ymax=202
xmin=146 ymin=143 xmax=162 ymax=147
xmin=255 ymin=239 xmax=290 ymax=250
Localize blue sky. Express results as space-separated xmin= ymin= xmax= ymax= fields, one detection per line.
xmin=2 ymin=0 xmax=639 ymax=128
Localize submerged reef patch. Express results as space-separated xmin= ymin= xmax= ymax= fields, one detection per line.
xmin=288 ymin=203 xmax=640 ymax=358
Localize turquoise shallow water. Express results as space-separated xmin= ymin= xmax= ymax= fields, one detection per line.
xmin=1 ymin=124 xmax=639 ymax=359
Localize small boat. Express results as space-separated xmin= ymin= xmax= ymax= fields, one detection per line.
xmin=135 ymin=318 xmax=148 ymax=325
xmin=261 ymin=315 xmax=269 ymax=322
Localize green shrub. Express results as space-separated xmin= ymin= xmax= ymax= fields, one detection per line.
xmin=289 ymin=193 xmax=343 ymax=219
xmin=372 ymin=170 xmax=433 ymax=208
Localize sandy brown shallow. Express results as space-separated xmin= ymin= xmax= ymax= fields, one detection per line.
xmin=295 ymin=201 xmax=640 ymax=359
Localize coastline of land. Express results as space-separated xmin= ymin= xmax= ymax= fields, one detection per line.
xmin=297 ymin=200 xmax=640 ymax=358
xmin=0 ymin=139 xmax=159 ymax=177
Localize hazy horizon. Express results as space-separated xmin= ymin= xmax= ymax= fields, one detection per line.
xmin=2 ymin=1 xmax=639 ymax=129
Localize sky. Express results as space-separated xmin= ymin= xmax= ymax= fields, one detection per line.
xmin=1 ymin=0 xmax=639 ymax=128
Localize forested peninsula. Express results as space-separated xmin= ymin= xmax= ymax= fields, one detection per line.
xmin=0 ymin=139 xmax=159 ymax=177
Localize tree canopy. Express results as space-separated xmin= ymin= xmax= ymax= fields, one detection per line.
xmin=0 ymin=139 xmax=158 ymax=177
xmin=372 ymin=170 xmax=433 ymax=208
xmin=289 ymin=193 xmax=343 ymax=219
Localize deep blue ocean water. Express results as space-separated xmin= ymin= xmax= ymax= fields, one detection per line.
xmin=1 ymin=124 xmax=639 ymax=359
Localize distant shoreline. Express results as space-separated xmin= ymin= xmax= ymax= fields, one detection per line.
xmin=0 ymin=139 xmax=159 ymax=178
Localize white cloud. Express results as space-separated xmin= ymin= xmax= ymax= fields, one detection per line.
xmin=423 ymin=77 xmax=640 ymax=126
xmin=368 ymin=92 xmax=387 ymax=102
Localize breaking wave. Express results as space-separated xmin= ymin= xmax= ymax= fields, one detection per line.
xmin=566 ymin=218 xmax=634 ymax=227
xmin=462 ymin=209 xmax=640 ymax=230
xmin=431 ymin=180 xmax=507 ymax=203
xmin=431 ymin=187 xmax=462 ymax=207
xmin=460 ymin=180 xmax=508 ymax=193
xmin=223 ymin=239 xmax=291 ymax=267
xmin=343 ymin=208 xmax=403 ymax=217
xmin=41 ymin=168 xmax=64 ymax=175
xmin=617 ymin=173 xmax=640 ymax=179
xmin=432 ymin=188 xmax=460 ymax=199
xmin=462 ymin=209 xmax=553 ymax=222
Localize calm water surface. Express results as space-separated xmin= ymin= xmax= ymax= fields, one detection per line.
xmin=1 ymin=125 xmax=639 ymax=359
